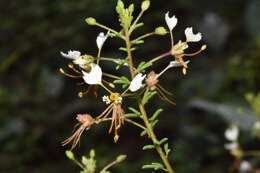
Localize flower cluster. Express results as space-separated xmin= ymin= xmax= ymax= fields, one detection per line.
xmin=59 ymin=5 xmax=205 ymax=151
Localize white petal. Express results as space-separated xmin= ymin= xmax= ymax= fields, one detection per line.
xmin=185 ymin=27 xmax=202 ymax=42
xmin=129 ymin=73 xmax=146 ymax=92
xmin=225 ymin=125 xmax=239 ymax=141
xmin=60 ymin=50 xmax=81 ymax=59
xmin=165 ymin=12 xmax=178 ymax=31
xmin=96 ymin=32 xmax=108 ymax=49
xmin=82 ymin=64 xmax=102 ymax=85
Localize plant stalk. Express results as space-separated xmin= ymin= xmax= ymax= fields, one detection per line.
xmin=124 ymin=25 xmax=175 ymax=173
xmin=139 ymin=103 xmax=175 ymax=173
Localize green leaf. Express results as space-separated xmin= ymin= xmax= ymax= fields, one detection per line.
xmin=116 ymin=0 xmax=124 ymax=14
xmin=151 ymin=119 xmax=158 ymax=128
xmin=140 ymin=129 xmax=147 ymax=136
xmin=149 ymin=108 xmax=163 ymax=121
xmin=124 ymin=113 xmax=140 ymax=118
xmin=142 ymin=90 xmax=157 ymax=105
xmin=142 ymin=144 xmax=155 ymax=150
xmin=137 ymin=61 xmax=153 ymax=72
xmin=113 ymin=76 xmax=130 ymax=84
xmin=164 ymin=143 xmax=171 ymax=157
xmin=142 ymin=162 xmax=165 ymax=171
xmin=159 ymin=138 xmax=168 ymax=145
xmin=128 ymin=107 xmax=140 ymax=115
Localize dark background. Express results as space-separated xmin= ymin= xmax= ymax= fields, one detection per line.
xmin=1 ymin=0 xmax=260 ymax=172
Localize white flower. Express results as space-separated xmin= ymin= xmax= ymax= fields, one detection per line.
xmin=225 ymin=125 xmax=239 ymax=141
xmin=129 ymin=73 xmax=146 ymax=92
xmin=224 ymin=142 xmax=239 ymax=151
xmin=60 ymin=50 xmax=81 ymax=59
xmin=165 ymin=12 xmax=178 ymax=31
xmin=185 ymin=27 xmax=202 ymax=42
xmin=102 ymin=95 xmax=111 ymax=105
xmin=239 ymin=161 xmax=252 ymax=172
xmin=96 ymin=32 xmax=108 ymax=50
xmin=82 ymin=64 xmax=102 ymax=85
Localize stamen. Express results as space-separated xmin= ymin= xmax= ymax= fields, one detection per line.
xmin=102 ymin=80 xmax=115 ymax=88
xmin=183 ymin=45 xmax=207 ymax=57
xmin=157 ymin=87 xmax=176 ymax=106
xmin=157 ymin=84 xmax=173 ymax=96
xmin=96 ymin=104 xmax=114 ymax=119
xmin=76 ymin=81 xmax=85 ymax=86
xmin=100 ymin=83 xmax=113 ymax=93
xmin=68 ymin=63 xmax=81 ymax=74
xmin=59 ymin=68 xmax=82 ymax=78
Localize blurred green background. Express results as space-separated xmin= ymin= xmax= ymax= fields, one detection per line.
xmin=1 ymin=0 xmax=260 ymax=172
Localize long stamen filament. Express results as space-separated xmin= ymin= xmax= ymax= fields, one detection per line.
xmin=59 ymin=68 xmax=81 ymax=78
xmin=99 ymin=83 xmax=113 ymax=93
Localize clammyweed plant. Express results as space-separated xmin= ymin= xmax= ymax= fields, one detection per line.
xmin=60 ymin=0 xmax=206 ymax=172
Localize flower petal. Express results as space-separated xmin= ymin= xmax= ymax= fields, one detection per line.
xmin=165 ymin=11 xmax=178 ymax=31
xmin=82 ymin=64 xmax=102 ymax=85
xmin=96 ymin=32 xmax=108 ymax=49
xmin=185 ymin=27 xmax=202 ymax=42
xmin=60 ymin=50 xmax=81 ymax=59
xmin=129 ymin=73 xmax=146 ymax=92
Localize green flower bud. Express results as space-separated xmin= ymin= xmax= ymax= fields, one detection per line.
xmin=141 ymin=0 xmax=150 ymax=11
xmin=85 ymin=17 xmax=96 ymax=25
xmin=116 ymin=155 xmax=127 ymax=163
xmin=155 ymin=26 xmax=168 ymax=35
xmin=89 ymin=149 xmax=95 ymax=158
xmin=65 ymin=150 xmax=74 ymax=160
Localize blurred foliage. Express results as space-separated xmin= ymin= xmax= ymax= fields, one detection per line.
xmin=0 ymin=0 xmax=260 ymax=173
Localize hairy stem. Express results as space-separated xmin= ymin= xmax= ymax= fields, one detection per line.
xmin=124 ymin=25 xmax=175 ymax=173
xmin=125 ymin=30 xmax=135 ymax=78
xmin=139 ymin=103 xmax=175 ymax=173
xmin=131 ymin=32 xmax=155 ymax=44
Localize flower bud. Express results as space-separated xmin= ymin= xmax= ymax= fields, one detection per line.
xmin=141 ymin=0 xmax=150 ymax=11
xmin=65 ymin=150 xmax=75 ymax=160
xmin=155 ymin=26 xmax=168 ymax=35
xmin=116 ymin=155 xmax=127 ymax=163
xmin=85 ymin=17 xmax=96 ymax=25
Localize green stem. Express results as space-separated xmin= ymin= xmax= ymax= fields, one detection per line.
xmin=129 ymin=10 xmax=144 ymax=34
xmin=139 ymin=103 xmax=175 ymax=173
xmin=72 ymin=159 xmax=86 ymax=170
xmin=100 ymin=160 xmax=118 ymax=172
xmin=131 ymin=32 xmax=155 ymax=44
xmin=124 ymin=25 xmax=175 ymax=173
xmin=95 ymin=22 xmax=125 ymax=40
xmin=125 ymin=30 xmax=135 ymax=78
